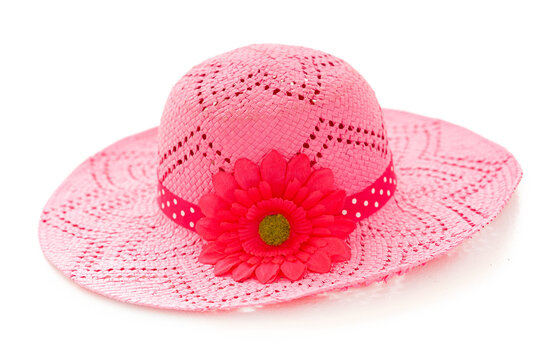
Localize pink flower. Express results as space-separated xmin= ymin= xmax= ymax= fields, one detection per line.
xmin=195 ymin=150 xmax=356 ymax=284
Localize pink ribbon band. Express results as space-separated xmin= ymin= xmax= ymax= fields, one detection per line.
xmin=157 ymin=184 xmax=203 ymax=230
xmin=158 ymin=161 xmax=397 ymax=231
xmin=342 ymin=161 xmax=397 ymax=220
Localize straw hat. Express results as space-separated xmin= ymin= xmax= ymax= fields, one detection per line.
xmin=39 ymin=44 xmax=522 ymax=311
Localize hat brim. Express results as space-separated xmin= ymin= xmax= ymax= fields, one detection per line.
xmin=39 ymin=109 xmax=522 ymax=311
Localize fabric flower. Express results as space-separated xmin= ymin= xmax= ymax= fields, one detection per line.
xmin=195 ymin=150 xmax=356 ymax=284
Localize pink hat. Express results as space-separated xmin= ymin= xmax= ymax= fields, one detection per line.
xmin=39 ymin=44 xmax=522 ymax=311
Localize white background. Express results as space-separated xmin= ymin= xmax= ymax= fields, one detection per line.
xmin=1 ymin=1 xmax=540 ymax=359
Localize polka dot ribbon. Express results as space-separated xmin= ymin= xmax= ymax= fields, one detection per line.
xmin=342 ymin=161 xmax=397 ymax=220
xmin=157 ymin=161 xmax=397 ymax=231
xmin=157 ymin=184 xmax=203 ymax=230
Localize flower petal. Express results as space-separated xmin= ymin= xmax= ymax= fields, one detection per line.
xmin=223 ymin=242 xmax=243 ymax=254
xmin=198 ymin=244 xmax=225 ymax=264
xmin=285 ymin=153 xmax=311 ymax=185
xmin=247 ymin=256 xmax=261 ymax=265
xmin=244 ymin=203 xmax=266 ymax=221
xmin=199 ymin=193 xmax=229 ymax=218
xmin=255 ymin=262 xmax=281 ymax=283
xmin=234 ymin=158 xmax=260 ymax=189
xmin=238 ymin=217 xmax=259 ymax=242
xmin=296 ymin=251 xmax=311 ymax=263
xmin=301 ymin=243 xmax=318 ymax=254
xmin=214 ymin=256 xmax=242 ymax=276
xmin=258 ymin=181 xmax=273 ymax=200
xmin=231 ymin=262 xmax=257 ymax=282
xmin=283 ymin=178 xmax=302 ymax=200
xmin=306 ymin=250 xmax=332 ymax=273
xmin=289 ymin=208 xmax=312 ymax=234
xmin=292 ymin=186 xmax=310 ymax=205
xmin=324 ymin=237 xmax=351 ymax=262
xmin=311 ymin=226 xmax=332 ymax=236
xmin=219 ymin=221 xmax=238 ymax=232
xmin=230 ymin=202 xmax=248 ymax=217
xmin=329 ymin=217 xmax=357 ymax=238
xmin=305 ymin=168 xmax=334 ymax=192
xmin=212 ymin=171 xmax=238 ymax=203
xmin=216 ymin=231 xmax=239 ymax=243
xmin=319 ymin=190 xmax=347 ymax=215
xmin=307 ymin=204 xmax=327 ymax=218
xmin=310 ymin=237 xmax=328 ymax=248
xmin=281 ymin=260 xmax=306 ymax=281
xmin=260 ymin=150 xmax=287 ymax=196
xmin=195 ymin=217 xmax=222 ymax=240
xmin=301 ymin=190 xmax=326 ymax=209
xmin=311 ymin=215 xmax=335 ymax=227
xmin=233 ymin=189 xmax=253 ymax=207
xmin=213 ymin=209 xmax=237 ymax=222
xmin=248 ymin=186 xmax=262 ymax=203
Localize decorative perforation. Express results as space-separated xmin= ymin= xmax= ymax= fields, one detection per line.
xmin=190 ymin=64 xmax=323 ymax=115
xmin=306 ymin=117 xmax=389 ymax=158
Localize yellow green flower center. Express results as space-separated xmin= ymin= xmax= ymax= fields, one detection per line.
xmin=258 ymin=214 xmax=291 ymax=246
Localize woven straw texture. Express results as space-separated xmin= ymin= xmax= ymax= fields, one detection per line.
xmin=39 ymin=45 xmax=522 ymax=311
xmin=158 ymin=44 xmax=390 ymax=201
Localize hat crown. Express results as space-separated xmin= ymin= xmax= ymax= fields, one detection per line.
xmin=158 ymin=44 xmax=391 ymax=202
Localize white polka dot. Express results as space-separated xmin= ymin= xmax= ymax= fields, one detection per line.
xmin=172 ymin=213 xmax=177 ymax=219
xmin=161 ymin=203 xmax=164 ymax=209
xmin=387 ymin=190 xmax=391 ymax=196
xmin=189 ymin=221 xmax=194 ymax=228
xmin=161 ymin=189 xmax=165 ymax=195
xmin=190 ymin=207 xmax=195 ymax=214
xmin=375 ymin=201 xmax=379 ymax=208
xmin=173 ymin=198 xmax=177 ymax=205
xmin=379 ymin=189 xmax=383 ymax=195
xmin=383 ymin=177 xmax=387 ymax=183
xmin=364 ymin=200 xmax=369 ymax=206
xmin=180 ymin=210 xmax=185 ymax=216
xmin=351 ymin=198 xmax=357 ymax=204
xmin=166 ymin=201 xmax=170 ymax=207
xmin=355 ymin=212 xmax=361 ymax=218
xmin=371 ymin=188 xmax=375 ymax=194
xmin=342 ymin=209 xmax=348 ymax=215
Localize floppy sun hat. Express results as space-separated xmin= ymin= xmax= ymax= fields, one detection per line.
xmin=39 ymin=44 xmax=522 ymax=311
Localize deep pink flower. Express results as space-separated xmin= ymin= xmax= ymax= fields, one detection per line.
xmin=195 ymin=150 xmax=356 ymax=284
